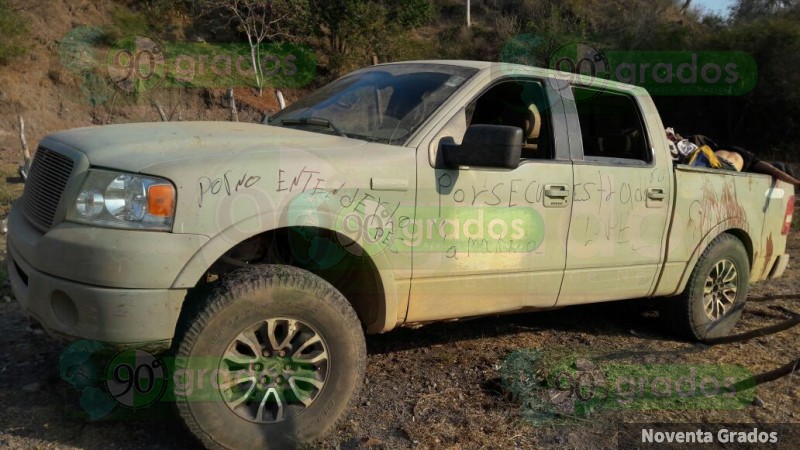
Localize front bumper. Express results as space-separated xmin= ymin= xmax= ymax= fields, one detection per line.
xmin=8 ymin=239 xmax=185 ymax=350
xmin=6 ymin=205 xmax=207 ymax=350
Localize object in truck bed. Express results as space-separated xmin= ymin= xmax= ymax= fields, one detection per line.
xmin=666 ymin=128 xmax=800 ymax=186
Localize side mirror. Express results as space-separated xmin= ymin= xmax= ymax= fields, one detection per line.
xmin=441 ymin=125 xmax=522 ymax=169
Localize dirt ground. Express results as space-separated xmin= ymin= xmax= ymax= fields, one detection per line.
xmin=0 ymin=204 xmax=797 ymax=449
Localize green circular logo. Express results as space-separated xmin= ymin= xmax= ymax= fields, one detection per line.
xmin=548 ymin=42 xmax=610 ymax=101
xmin=106 ymin=35 xmax=167 ymax=94
xmin=104 ymin=349 xmax=168 ymax=409
xmin=335 ymin=196 xmax=396 ymax=258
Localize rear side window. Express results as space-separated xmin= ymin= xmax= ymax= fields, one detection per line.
xmin=572 ymin=87 xmax=651 ymax=164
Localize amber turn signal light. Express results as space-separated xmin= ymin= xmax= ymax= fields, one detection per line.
xmin=148 ymin=184 xmax=176 ymax=217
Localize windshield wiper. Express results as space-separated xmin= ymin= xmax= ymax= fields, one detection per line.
xmin=276 ymin=117 xmax=347 ymax=137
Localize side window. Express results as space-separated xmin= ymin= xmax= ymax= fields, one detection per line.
xmin=467 ymin=80 xmax=554 ymax=160
xmin=572 ymin=87 xmax=651 ymax=164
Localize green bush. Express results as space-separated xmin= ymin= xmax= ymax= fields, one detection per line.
xmin=0 ymin=0 xmax=29 ymax=65
xmin=105 ymin=6 xmax=151 ymax=42
xmin=391 ymin=0 xmax=436 ymax=28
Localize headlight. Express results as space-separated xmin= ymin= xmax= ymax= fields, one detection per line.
xmin=67 ymin=170 xmax=176 ymax=231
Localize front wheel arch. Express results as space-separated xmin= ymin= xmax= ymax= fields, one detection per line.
xmin=174 ymin=225 xmax=399 ymax=334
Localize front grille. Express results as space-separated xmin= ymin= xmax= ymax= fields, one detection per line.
xmin=22 ymin=147 xmax=75 ymax=230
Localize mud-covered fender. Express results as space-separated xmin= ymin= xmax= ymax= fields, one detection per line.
xmin=171 ymin=208 xmax=403 ymax=334
xmin=668 ymin=218 xmax=753 ymax=296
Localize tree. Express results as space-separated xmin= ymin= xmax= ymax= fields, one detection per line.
xmin=304 ymin=1 xmax=435 ymax=76
xmin=308 ymin=0 xmax=387 ymax=74
xmin=390 ymin=0 xmax=435 ymax=28
xmin=733 ymin=0 xmax=798 ymax=21
xmin=202 ymin=0 xmax=307 ymax=94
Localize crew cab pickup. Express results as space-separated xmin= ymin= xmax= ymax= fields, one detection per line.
xmin=6 ymin=61 xmax=794 ymax=448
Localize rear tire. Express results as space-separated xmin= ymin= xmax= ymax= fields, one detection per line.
xmin=173 ymin=265 xmax=366 ymax=449
xmin=666 ymin=234 xmax=750 ymax=341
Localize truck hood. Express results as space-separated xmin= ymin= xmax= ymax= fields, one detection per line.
xmin=40 ymin=121 xmax=366 ymax=172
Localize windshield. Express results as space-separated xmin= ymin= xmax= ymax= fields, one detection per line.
xmin=268 ymin=64 xmax=479 ymax=145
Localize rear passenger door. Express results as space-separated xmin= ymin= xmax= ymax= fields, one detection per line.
xmin=558 ymin=85 xmax=671 ymax=305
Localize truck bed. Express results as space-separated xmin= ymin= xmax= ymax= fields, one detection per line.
xmin=655 ymin=164 xmax=793 ymax=296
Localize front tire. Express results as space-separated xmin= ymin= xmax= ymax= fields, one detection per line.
xmin=667 ymin=234 xmax=750 ymax=340
xmin=174 ymin=265 xmax=366 ymax=449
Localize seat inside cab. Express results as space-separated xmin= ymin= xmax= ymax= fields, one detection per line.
xmin=466 ymin=80 xmax=553 ymax=160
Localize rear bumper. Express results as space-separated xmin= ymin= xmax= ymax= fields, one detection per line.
xmin=8 ymin=239 xmax=184 ymax=351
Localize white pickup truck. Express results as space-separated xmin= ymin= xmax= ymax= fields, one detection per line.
xmin=7 ymin=61 xmax=794 ymax=448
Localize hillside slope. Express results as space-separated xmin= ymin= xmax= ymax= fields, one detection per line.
xmin=0 ymin=0 xmax=292 ymax=177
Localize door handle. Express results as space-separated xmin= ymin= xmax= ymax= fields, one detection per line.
xmin=371 ymin=177 xmax=408 ymax=191
xmin=545 ymin=185 xmax=569 ymax=198
xmin=647 ymin=188 xmax=666 ymax=200
xmin=544 ymin=184 xmax=570 ymax=208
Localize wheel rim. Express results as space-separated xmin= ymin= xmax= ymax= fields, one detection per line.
xmin=703 ymin=259 xmax=738 ymax=321
xmin=218 ymin=318 xmax=330 ymax=423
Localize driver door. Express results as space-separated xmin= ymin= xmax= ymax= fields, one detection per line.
xmin=406 ymin=76 xmax=574 ymax=322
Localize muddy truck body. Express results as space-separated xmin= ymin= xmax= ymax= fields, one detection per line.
xmin=6 ymin=61 xmax=794 ymax=448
